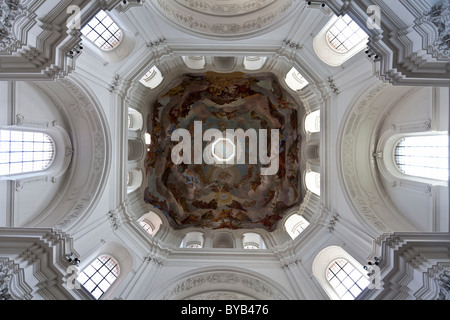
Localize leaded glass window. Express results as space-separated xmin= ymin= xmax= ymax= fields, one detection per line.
xmin=0 ymin=130 xmax=54 ymax=176
xmin=77 ymin=255 xmax=120 ymax=299
xmin=395 ymin=135 xmax=448 ymax=181
xmin=326 ymin=258 xmax=370 ymax=300
xmin=81 ymin=10 xmax=122 ymax=50
xmin=326 ymin=15 xmax=368 ymax=53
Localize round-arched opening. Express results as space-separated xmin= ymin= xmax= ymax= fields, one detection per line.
xmin=213 ymin=232 xmax=234 ymax=248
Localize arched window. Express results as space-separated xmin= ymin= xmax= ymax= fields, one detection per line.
xmin=285 ymin=67 xmax=309 ymax=91
xmin=305 ymin=171 xmax=320 ymax=196
xmin=305 ymin=110 xmax=320 ymax=133
xmin=77 ymin=255 xmax=120 ymax=300
xmin=140 ymin=66 xmax=164 ymax=89
xmin=182 ymin=56 xmax=206 ymax=69
xmin=0 ymin=129 xmax=54 ymax=176
xmin=313 ymin=15 xmax=369 ymax=66
xmin=127 ymin=108 xmax=143 ymax=131
xmin=138 ymin=212 xmax=162 ymax=236
xmin=127 ymin=168 xmax=143 ymax=193
xmin=394 ymin=135 xmax=448 ymax=181
xmin=326 ymin=258 xmax=370 ymax=300
xmin=326 ymin=14 xmax=368 ymax=53
xmin=243 ymin=56 xmax=267 ymax=71
xmin=81 ymin=10 xmax=123 ymax=51
xmin=139 ymin=219 xmax=155 ymax=236
xmin=181 ymin=231 xmax=205 ymax=248
xmin=284 ymin=214 xmax=310 ymax=239
xmin=242 ymin=232 xmax=266 ymax=249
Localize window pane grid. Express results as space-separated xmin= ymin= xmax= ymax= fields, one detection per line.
xmin=78 ymin=255 xmax=119 ymax=299
xmin=326 ymin=15 xmax=368 ymax=53
xmin=81 ymin=10 xmax=123 ymax=50
xmin=326 ymin=259 xmax=369 ymax=300
xmin=139 ymin=220 xmax=155 ymax=235
xmin=0 ymin=130 xmax=54 ymax=176
xmin=395 ymin=135 xmax=449 ymax=181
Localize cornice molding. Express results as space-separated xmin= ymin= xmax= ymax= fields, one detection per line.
xmin=323 ymin=0 xmax=450 ymax=86
xmin=160 ymin=269 xmax=288 ymax=300
xmin=362 ymin=232 xmax=450 ymax=300
xmin=0 ymin=227 xmax=79 ymax=299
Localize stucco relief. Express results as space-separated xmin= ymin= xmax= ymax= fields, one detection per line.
xmin=339 ymin=83 xmax=394 ymax=234
xmin=175 ymin=0 xmax=276 ymax=16
xmin=44 ymin=79 xmax=110 ymax=231
xmin=153 ymin=0 xmax=295 ymax=36
xmin=0 ymin=0 xmax=26 ymax=52
xmin=162 ymin=272 xmax=285 ymax=300
xmin=189 ymin=292 xmax=253 ymax=300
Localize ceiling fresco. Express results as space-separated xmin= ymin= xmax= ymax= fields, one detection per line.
xmin=144 ymin=72 xmax=305 ymax=231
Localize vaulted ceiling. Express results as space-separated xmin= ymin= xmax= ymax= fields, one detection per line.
xmin=144 ymin=71 xmax=306 ymax=231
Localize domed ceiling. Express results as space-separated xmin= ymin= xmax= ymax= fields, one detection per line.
xmin=151 ymin=0 xmax=296 ymax=37
xmin=144 ymin=71 xmax=305 ymax=231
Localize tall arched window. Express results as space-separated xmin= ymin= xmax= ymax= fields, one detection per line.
xmin=77 ymin=255 xmax=120 ymax=300
xmin=0 ymin=129 xmax=54 ymax=176
xmin=394 ymin=135 xmax=448 ymax=181
xmin=326 ymin=14 xmax=368 ymax=53
xmin=81 ymin=10 xmax=123 ymax=51
xmin=326 ymin=258 xmax=370 ymax=300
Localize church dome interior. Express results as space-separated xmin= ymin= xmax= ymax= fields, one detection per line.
xmin=0 ymin=0 xmax=449 ymax=304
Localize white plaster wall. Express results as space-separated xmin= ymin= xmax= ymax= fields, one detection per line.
xmin=1 ymin=82 xmax=72 ymax=227
xmin=378 ymin=87 xmax=449 ymax=232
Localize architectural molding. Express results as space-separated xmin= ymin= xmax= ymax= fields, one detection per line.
xmin=18 ymin=78 xmax=112 ymax=233
xmin=338 ymin=82 xmax=425 ymax=234
xmin=0 ymin=227 xmax=80 ymax=299
xmin=437 ymin=269 xmax=450 ymax=300
xmin=422 ymin=1 xmax=450 ymax=59
xmin=149 ymin=0 xmax=299 ymax=38
xmin=360 ymin=232 xmax=450 ymax=300
xmin=160 ymin=269 xmax=288 ymax=300
xmin=0 ymin=0 xmax=27 ymax=52
xmin=323 ymin=0 xmax=450 ymax=86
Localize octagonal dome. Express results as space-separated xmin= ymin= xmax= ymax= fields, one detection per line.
xmin=144 ymin=71 xmax=306 ymax=231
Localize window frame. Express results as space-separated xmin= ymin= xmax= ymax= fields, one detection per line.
xmin=80 ymin=10 xmax=123 ymax=51
xmin=305 ymin=110 xmax=320 ymax=134
xmin=377 ymin=131 xmax=448 ymax=187
xmin=0 ymin=129 xmax=55 ymax=177
xmin=77 ymin=254 xmax=120 ymax=300
xmin=312 ymin=246 xmax=370 ymax=300
xmin=393 ymin=135 xmax=448 ymax=182
xmin=0 ymin=125 xmax=72 ymax=182
xmin=305 ymin=171 xmax=321 ymax=196
xmin=325 ymin=14 xmax=368 ymax=54
xmin=284 ymin=213 xmax=310 ymax=240
xmin=326 ymin=258 xmax=370 ymax=300
xmin=313 ymin=14 xmax=369 ymax=67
